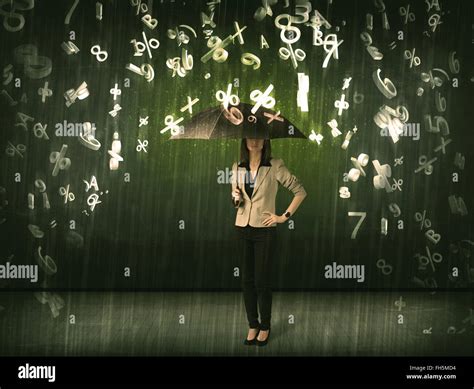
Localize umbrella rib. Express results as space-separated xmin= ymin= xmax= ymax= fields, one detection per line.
xmin=207 ymin=106 xmax=225 ymax=139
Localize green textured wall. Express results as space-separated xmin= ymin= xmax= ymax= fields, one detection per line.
xmin=0 ymin=0 xmax=472 ymax=289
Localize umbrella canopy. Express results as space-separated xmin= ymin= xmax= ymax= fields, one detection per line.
xmin=169 ymin=102 xmax=307 ymax=140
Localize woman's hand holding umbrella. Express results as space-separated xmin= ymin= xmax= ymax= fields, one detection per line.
xmin=232 ymin=188 xmax=241 ymax=206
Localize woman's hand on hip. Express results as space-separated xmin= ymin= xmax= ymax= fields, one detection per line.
xmin=262 ymin=212 xmax=285 ymax=226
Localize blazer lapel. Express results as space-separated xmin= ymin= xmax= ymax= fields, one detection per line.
xmin=251 ymin=166 xmax=271 ymax=198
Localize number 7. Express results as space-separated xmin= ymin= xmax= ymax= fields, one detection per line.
xmin=348 ymin=211 xmax=366 ymax=239
xmin=65 ymin=0 xmax=80 ymax=25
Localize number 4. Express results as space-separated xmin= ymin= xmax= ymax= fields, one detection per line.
xmin=348 ymin=211 xmax=366 ymax=239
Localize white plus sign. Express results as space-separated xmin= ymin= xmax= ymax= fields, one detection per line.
xmin=180 ymin=96 xmax=199 ymax=114
xmin=109 ymin=83 xmax=122 ymax=101
xmin=342 ymin=77 xmax=352 ymax=90
xmin=334 ymin=94 xmax=349 ymax=116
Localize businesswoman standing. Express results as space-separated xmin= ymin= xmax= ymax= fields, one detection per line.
xmin=231 ymin=138 xmax=307 ymax=346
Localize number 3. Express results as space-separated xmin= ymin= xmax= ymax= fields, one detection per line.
xmin=290 ymin=2 xmax=312 ymax=24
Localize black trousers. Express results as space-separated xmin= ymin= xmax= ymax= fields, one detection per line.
xmin=236 ymin=225 xmax=276 ymax=331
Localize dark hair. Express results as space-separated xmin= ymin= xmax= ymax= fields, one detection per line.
xmin=240 ymin=139 xmax=272 ymax=165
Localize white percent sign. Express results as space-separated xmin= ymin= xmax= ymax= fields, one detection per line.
xmin=415 ymin=155 xmax=438 ymax=174
xmin=59 ymin=184 xmax=75 ymax=203
xmin=131 ymin=0 xmax=147 ymax=14
xmin=416 ymin=246 xmax=442 ymax=272
xmin=49 ymin=144 xmax=71 ymax=176
xmin=216 ymin=83 xmax=240 ymax=109
xmin=161 ymin=115 xmax=183 ymax=136
xmin=5 ymin=141 xmax=26 ymax=158
xmin=250 ymin=84 xmax=276 ymax=114
xmin=136 ymin=139 xmax=148 ymax=153
xmin=279 ymin=43 xmax=306 ymax=69
xmin=348 ymin=154 xmax=369 ymax=182
xmin=372 ymin=159 xmax=393 ymax=193
xmin=130 ymin=31 xmax=160 ymax=59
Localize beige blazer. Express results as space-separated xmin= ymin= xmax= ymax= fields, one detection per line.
xmin=231 ymin=158 xmax=307 ymax=228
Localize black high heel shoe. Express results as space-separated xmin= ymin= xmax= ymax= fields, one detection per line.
xmin=256 ymin=328 xmax=271 ymax=347
xmin=243 ymin=327 xmax=260 ymax=346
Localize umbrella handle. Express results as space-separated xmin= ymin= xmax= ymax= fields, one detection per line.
xmin=233 ymin=157 xmax=244 ymax=207
xmin=233 ymin=186 xmax=241 ymax=205
xmin=232 ymin=183 xmax=243 ymax=208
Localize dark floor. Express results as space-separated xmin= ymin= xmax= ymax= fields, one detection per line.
xmin=0 ymin=291 xmax=472 ymax=356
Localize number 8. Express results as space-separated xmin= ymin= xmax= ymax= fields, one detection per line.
xmin=275 ymin=14 xmax=301 ymax=44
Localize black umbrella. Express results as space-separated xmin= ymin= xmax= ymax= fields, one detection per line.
xmin=169 ymin=102 xmax=307 ymax=140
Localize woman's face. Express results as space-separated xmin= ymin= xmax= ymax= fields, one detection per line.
xmin=246 ymin=138 xmax=264 ymax=151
